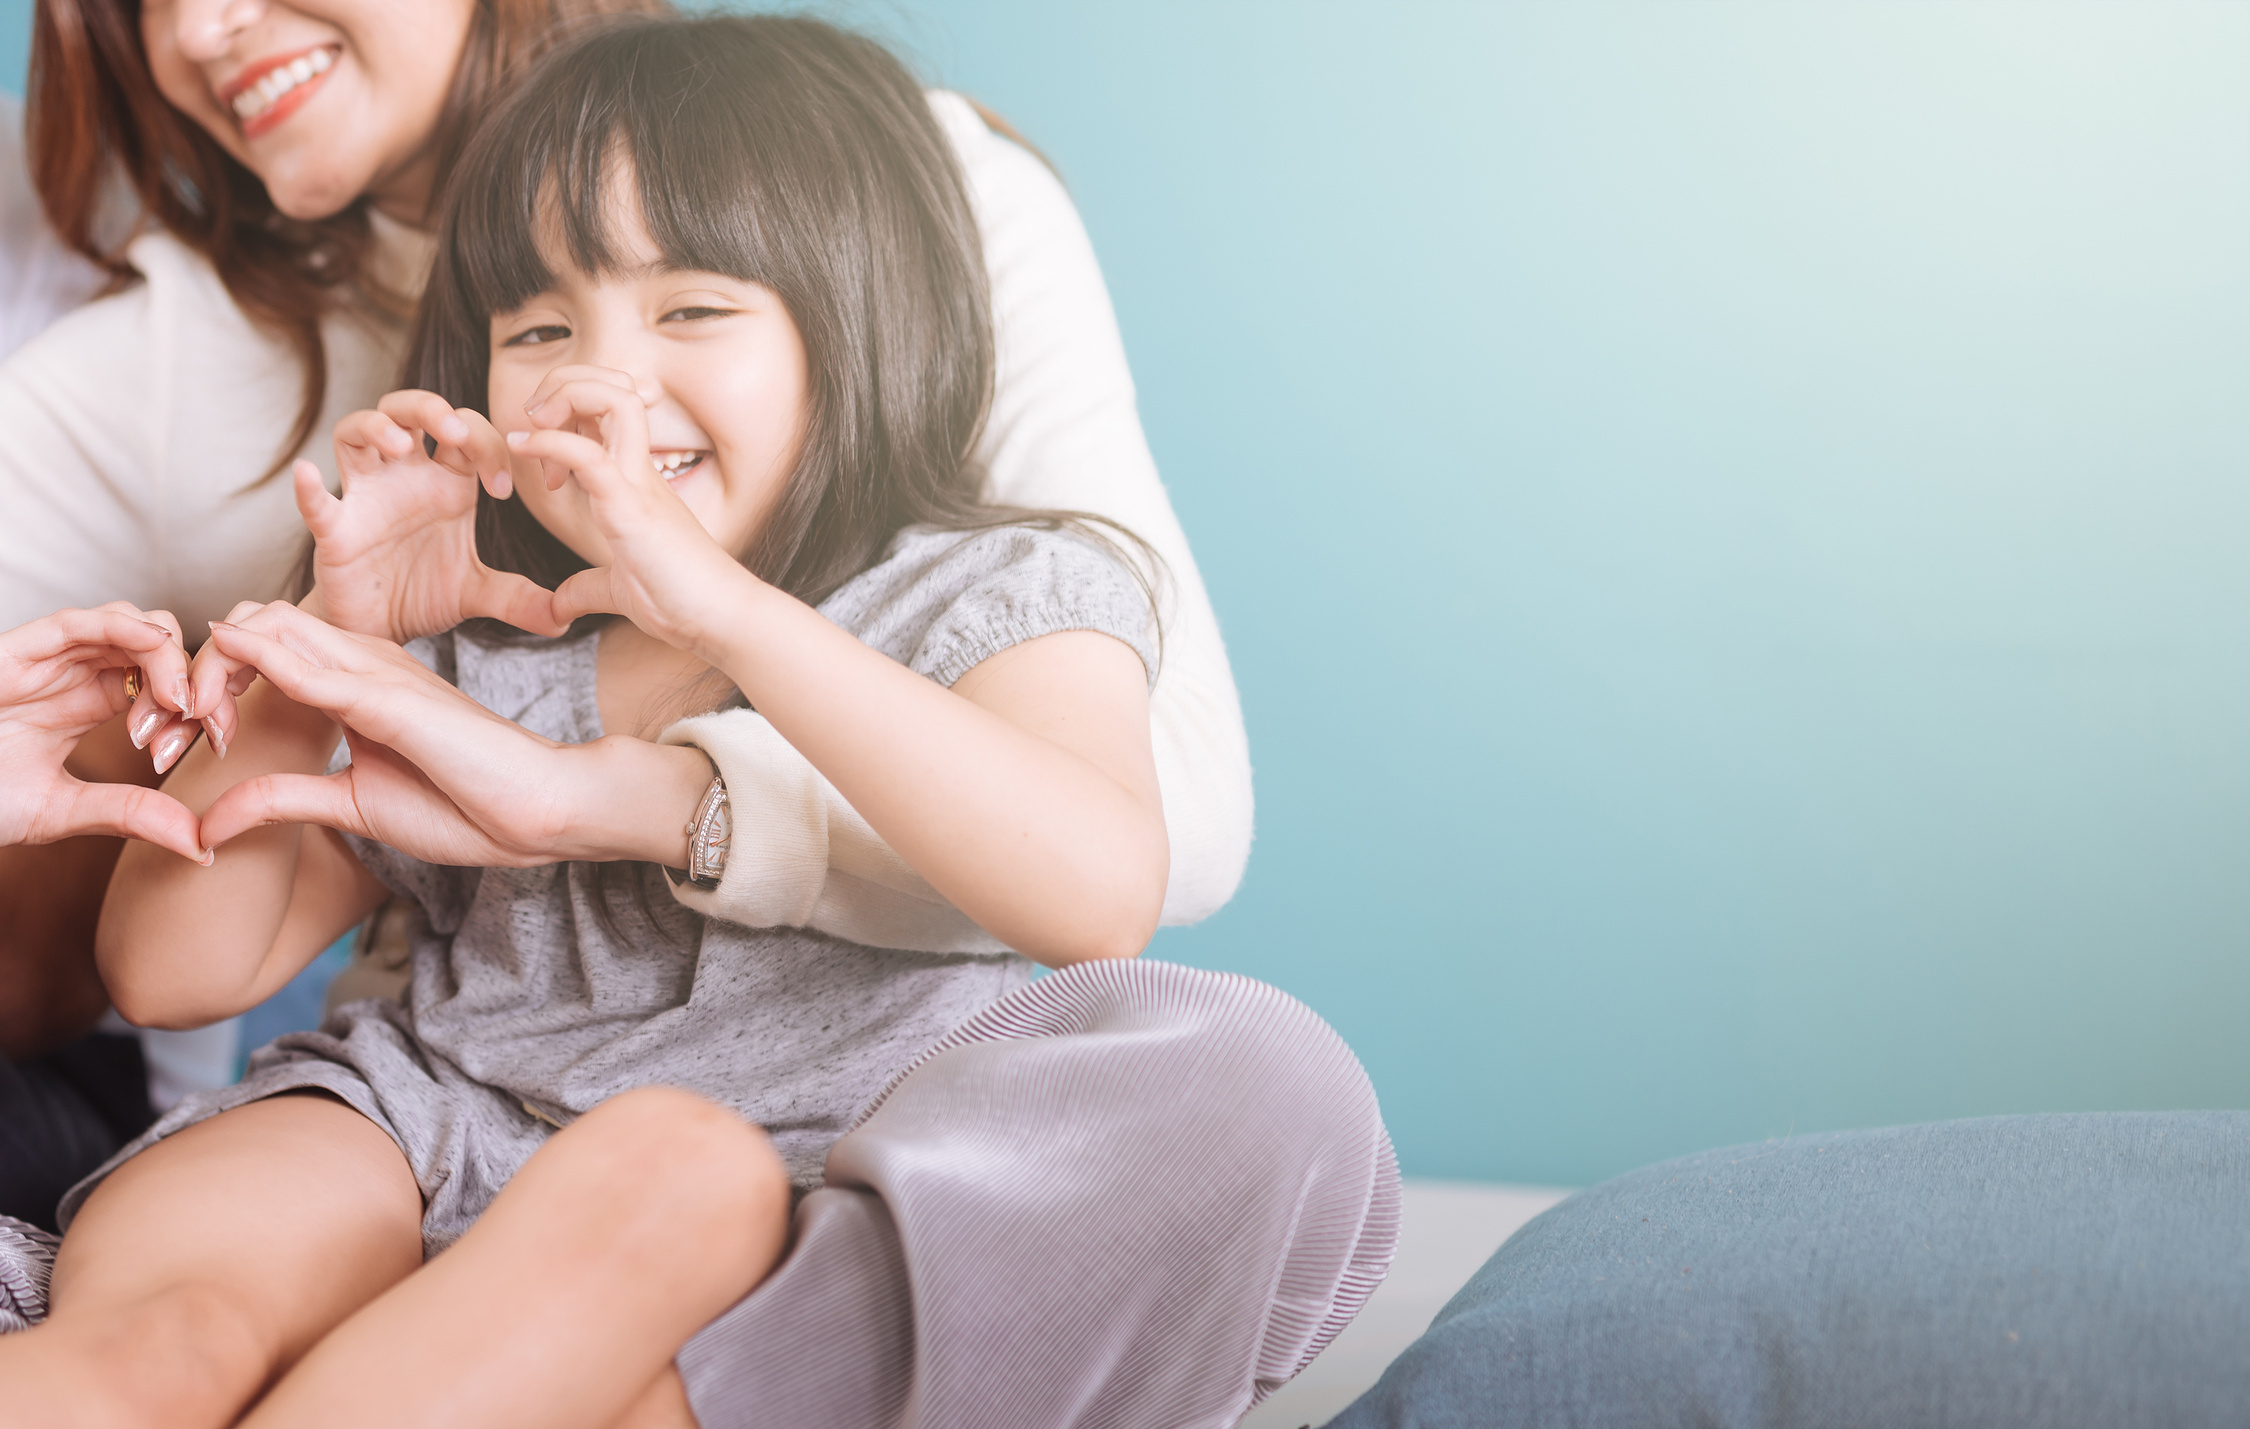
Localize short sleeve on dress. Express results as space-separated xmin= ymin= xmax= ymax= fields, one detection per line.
xmin=822 ymin=525 xmax=1158 ymax=689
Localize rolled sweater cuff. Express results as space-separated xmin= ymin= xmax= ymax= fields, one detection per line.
xmin=658 ymin=711 xmax=1008 ymax=955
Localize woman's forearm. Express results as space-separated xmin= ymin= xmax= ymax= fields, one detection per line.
xmin=98 ymin=680 xmax=377 ymax=1027
xmin=560 ymin=735 xmax=710 ymax=870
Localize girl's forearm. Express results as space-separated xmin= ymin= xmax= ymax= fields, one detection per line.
xmin=688 ymin=573 xmax=1166 ymax=965
xmin=98 ymin=682 xmax=376 ymax=1027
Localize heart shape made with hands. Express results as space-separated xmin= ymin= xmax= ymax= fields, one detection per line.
xmin=1 ymin=594 xmax=627 ymax=873
xmin=181 ymin=600 xmax=606 ymax=871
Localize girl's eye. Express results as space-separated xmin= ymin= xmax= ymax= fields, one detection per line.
xmin=662 ymin=306 xmax=736 ymax=324
xmin=502 ymin=324 xmax=571 ymax=348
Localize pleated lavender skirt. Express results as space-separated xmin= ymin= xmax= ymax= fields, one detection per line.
xmin=676 ymin=959 xmax=1398 ymax=1429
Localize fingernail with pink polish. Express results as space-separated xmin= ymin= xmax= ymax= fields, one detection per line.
xmin=203 ymin=718 xmax=229 ymax=760
xmin=198 ymin=848 xmax=215 ymax=868
xmin=176 ymin=677 xmax=194 ymax=719
xmin=129 ymin=707 xmax=164 ymax=750
xmin=152 ymin=728 xmax=189 ymax=775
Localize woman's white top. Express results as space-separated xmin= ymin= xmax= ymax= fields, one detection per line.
xmin=0 ymin=98 xmax=107 ymax=358
xmin=0 ymin=92 xmax=1251 ymax=949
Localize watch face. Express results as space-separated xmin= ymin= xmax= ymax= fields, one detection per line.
xmin=689 ymin=777 xmax=731 ymax=885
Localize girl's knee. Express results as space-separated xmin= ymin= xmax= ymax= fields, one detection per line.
xmin=578 ymin=1087 xmax=783 ymax=1177
xmin=548 ymin=1088 xmax=789 ymax=1247
xmin=35 ymin=1278 xmax=276 ymax=1428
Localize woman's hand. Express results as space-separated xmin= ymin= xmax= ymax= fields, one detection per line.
xmin=196 ymin=603 xmax=706 ymax=870
xmin=0 ymin=605 xmax=206 ymax=861
xmin=506 ymin=368 xmax=753 ymax=663
xmin=205 ymin=719 xmax=564 ymax=871
xmin=305 ymin=390 xmax=569 ymax=645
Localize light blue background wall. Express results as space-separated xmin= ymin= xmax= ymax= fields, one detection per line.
xmin=7 ymin=3 xmax=2249 ymax=1187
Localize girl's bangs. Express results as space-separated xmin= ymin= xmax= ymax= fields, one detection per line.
xmin=443 ymin=31 xmax=787 ymax=323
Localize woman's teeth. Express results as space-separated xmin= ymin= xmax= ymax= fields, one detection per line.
xmin=231 ymin=48 xmax=335 ymax=121
xmin=652 ymin=451 xmax=708 ymax=480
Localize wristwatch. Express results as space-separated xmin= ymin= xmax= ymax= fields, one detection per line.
xmin=681 ymin=770 xmax=731 ymax=889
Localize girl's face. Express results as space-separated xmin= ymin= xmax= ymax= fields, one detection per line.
xmin=486 ymin=200 xmax=812 ymax=569
xmin=141 ymin=0 xmax=476 ymax=224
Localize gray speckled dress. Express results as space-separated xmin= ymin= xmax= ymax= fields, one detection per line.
xmin=61 ymin=524 xmax=1156 ymax=1255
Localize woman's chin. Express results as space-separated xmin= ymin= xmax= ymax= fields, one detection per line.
xmin=243 ymin=128 xmax=383 ymax=221
xmin=261 ymin=167 xmax=376 ymax=223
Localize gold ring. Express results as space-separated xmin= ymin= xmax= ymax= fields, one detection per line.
xmin=123 ymin=668 xmax=142 ymax=702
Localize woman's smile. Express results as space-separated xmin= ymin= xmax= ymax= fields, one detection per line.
xmin=139 ymin=0 xmax=478 ymax=224
xmin=221 ymin=44 xmax=341 ymax=138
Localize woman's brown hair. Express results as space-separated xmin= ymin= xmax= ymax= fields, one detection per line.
xmin=25 ymin=0 xmax=667 ymax=484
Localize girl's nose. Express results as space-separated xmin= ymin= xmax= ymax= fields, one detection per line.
xmin=170 ymin=0 xmax=266 ymax=64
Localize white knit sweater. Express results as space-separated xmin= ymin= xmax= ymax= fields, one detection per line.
xmin=0 ymin=92 xmax=1251 ymax=947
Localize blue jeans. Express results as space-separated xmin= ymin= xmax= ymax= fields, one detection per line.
xmin=0 ymin=1033 xmax=151 ymax=1231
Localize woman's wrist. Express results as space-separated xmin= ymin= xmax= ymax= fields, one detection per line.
xmin=563 ymin=735 xmax=713 ymax=867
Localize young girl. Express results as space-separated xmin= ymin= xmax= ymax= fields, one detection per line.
xmin=3 ymin=15 xmax=1178 ymax=1427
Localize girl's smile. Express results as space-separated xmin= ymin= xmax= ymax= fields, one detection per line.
xmin=651 ymin=450 xmax=710 ymax=485
xmin=486 ymin=186 xmax=810 ymax=569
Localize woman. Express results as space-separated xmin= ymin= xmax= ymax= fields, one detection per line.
xmin=4 ymin=0 xmax=1249 ymax=1023
xmin=1 ymin=0 xmax=1249 ymax=1139
xmin=1 ymin=3 xmax=1384 ymax=1425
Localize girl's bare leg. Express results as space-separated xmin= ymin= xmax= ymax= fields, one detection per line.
xmin=244 ymin=1086 xmax=789 ymax=1429
xmin=0 ymin=1093 xmax=423 ymax=1429
xmin=608 ymin=1367 xmax=699 ymax=1429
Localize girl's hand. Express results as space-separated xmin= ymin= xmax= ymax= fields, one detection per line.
xmin=305 ymin=390 xmax=569 ymax=645
xmin=0 ymin=605 xmax=205 ymax=861
xmin=196 ymin=603 xmax=703 ymax=869
xmin=507 ymin=368 xmax=750 ymax=662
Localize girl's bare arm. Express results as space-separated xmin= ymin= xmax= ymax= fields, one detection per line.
xmin=722 ymin=610 xmax=1166 ymax=966
xmin=518 ymin=383 xmax=1168 ymax=966
xmin=97 ymin=663 xmax=384 ymax=1030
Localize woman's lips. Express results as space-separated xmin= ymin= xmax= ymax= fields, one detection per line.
xmin=222 ymin=46 xmax=339 ymax=141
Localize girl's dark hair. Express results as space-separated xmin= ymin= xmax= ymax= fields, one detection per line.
xmin=28 ymin=0 xmax=669 ymax=486
xmin=413 ymin=10 xmax=1158 ymax=621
